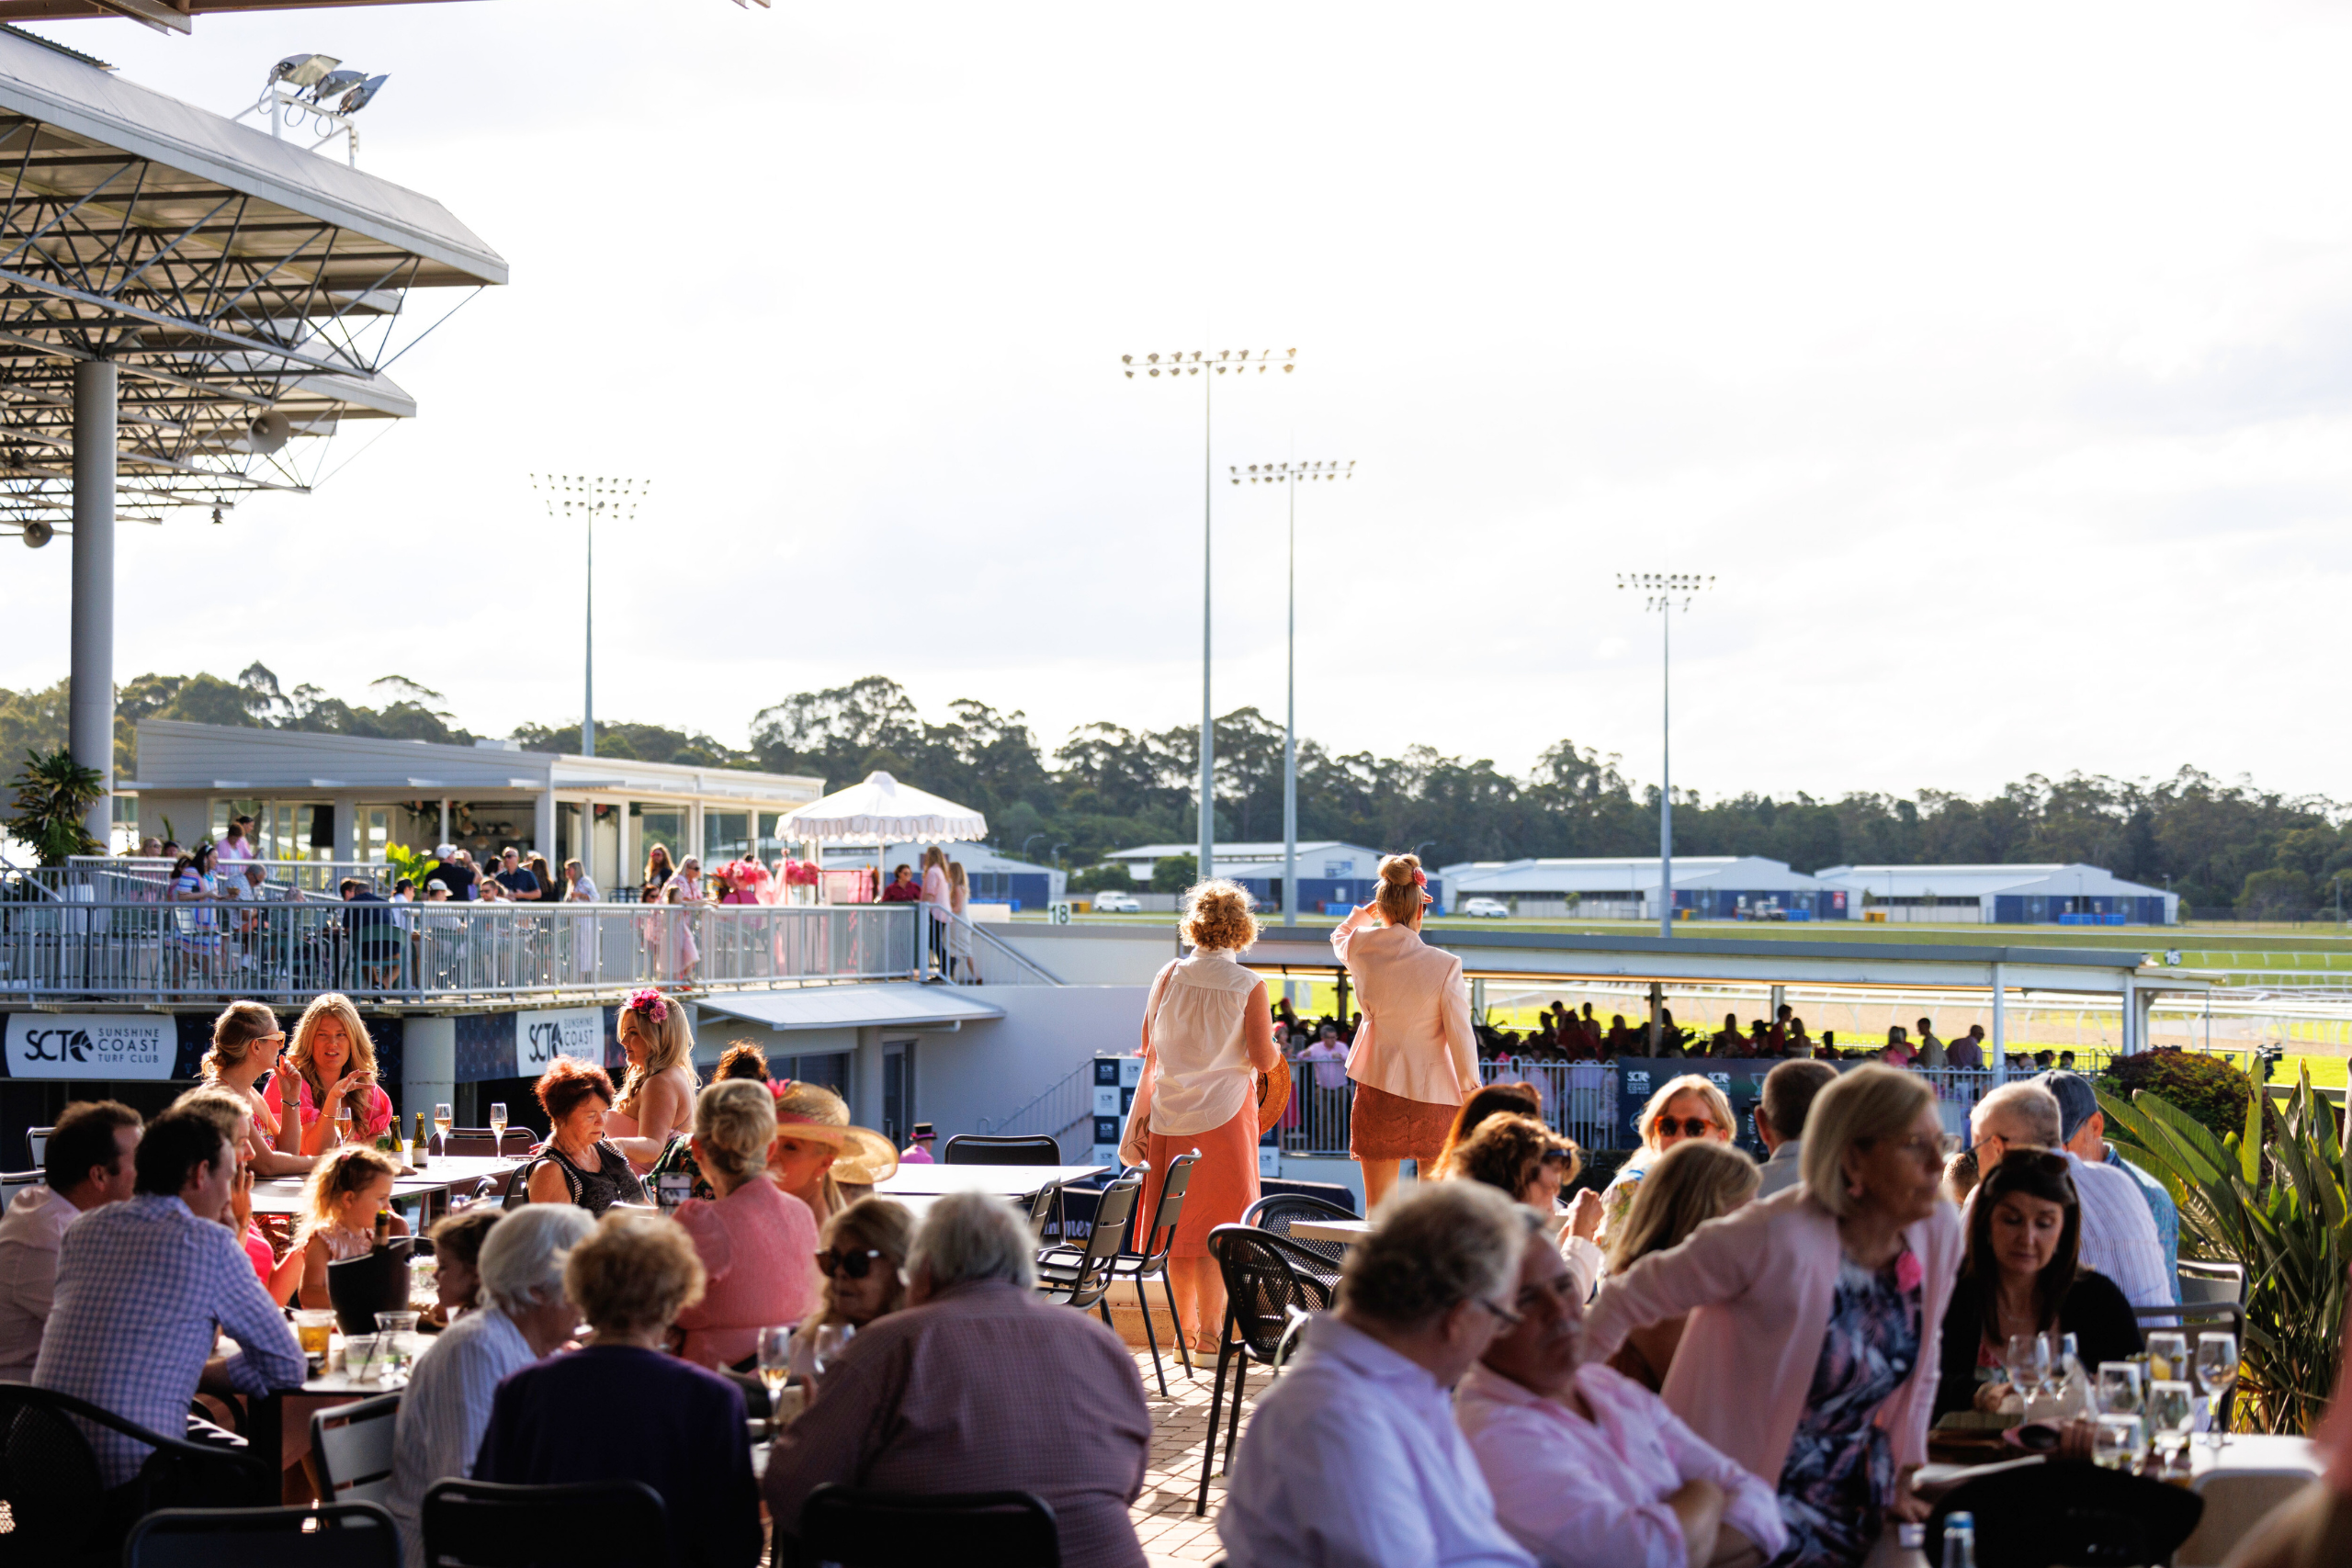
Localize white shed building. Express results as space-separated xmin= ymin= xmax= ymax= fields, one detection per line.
xmin=1437 ymin=855 xmax=1845 ymax=920
xmin=1811 ymin=863 xmax=2177 ymax=926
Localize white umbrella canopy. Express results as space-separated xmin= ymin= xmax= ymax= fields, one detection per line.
xmin=781 ymin=772 xmax=989 ymax=844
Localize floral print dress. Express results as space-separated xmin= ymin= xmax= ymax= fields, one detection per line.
xmin=1770 ymin=1247 xmax=1923 ymax=1568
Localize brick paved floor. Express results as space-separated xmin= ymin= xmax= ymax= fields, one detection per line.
xmin=1128 ymin=1340 xmax=1260 ymax=1565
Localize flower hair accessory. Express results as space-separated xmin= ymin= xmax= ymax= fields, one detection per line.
xmin=624 ymin=987 xmax=669 ymax=1022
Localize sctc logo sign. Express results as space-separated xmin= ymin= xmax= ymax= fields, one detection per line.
xmin=5 ymin=1014 xmax=175 ymax=1079
xmin=18 ymin=1027 xmax=92 ymax=1065
xmin=524 ymin=1021 xmax=569 ymax=1066
xmin=513 ymin=1009 xmax=604 ymax=1077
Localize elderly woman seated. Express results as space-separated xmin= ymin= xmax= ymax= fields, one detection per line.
xmin=1456 ymin=1221 xmax=1786 ymax=1568
xmin=524 ymin=1057 xmax=650 ymax=1215
xmin=670 ymin=1080 xmax=821 ymax=1369
xmin=385 ymin=1205 xmax=596 ymax=1568
xmin=1217 ymin=1181 xmax=1539 ymax=1568
xmin=764 ymin=1192 xmax=1152 ymax=1568
xmin=787 ymin=1196 xmax=916 ymax=1386
xmin=476 ymin=1212 xmax=762 ymax=1568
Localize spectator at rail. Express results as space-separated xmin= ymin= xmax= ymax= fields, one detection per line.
xmin=432 ymin=843 xmax=477 ymax=901
xmin=639 ymin=842 xmax=676 ymax=904
xmin=1946 ymin=1024 xmax=1985 ymax=1070
xmin=1602 ymin=1141 xmax=1761 ymax=1393
xmin=1968 ymin=1079 xmax=2170 ymax=1310
xmin=492 ymin=846 xmax=541 ymax=901
xmin=0 ymin=1100 xmax=142 ymax=1371
xmin=2033 ymin=1049 xmax=2057 ymax=1070
xmin=2058 ymin=1050 xmax=2078 ymax=1070
xmin=526 ymin=852 xmax=559 ymax=907
xmin=1772 ymin=1002 xmax=1795 ymax=1054
xmin=1747 ymin=1019 xmax=1774 ymax=1057
xmin=1878 ymin=1025 xmax=1916 ymax=1066
xmin=217 ymin=814 xmax=256 ymax=866
xmin=1753 ymin=1058 xmax=1839 ymax=1200
xmin=1299 ymin=1022 xmax=1350 ymax=1091
xmin=2042 ymin=1069 xmax=2179 ymax=1303
xmin=878 ymin=863 xmax=921 ymax=903
xmin=1710 ymin=1012 xmax=1743 ymax=1055
xmin=1785 ymin=1016 xmax=1815 ymax=1058
xmin=1915 ymin=1017 xmax=1947 ymax=1069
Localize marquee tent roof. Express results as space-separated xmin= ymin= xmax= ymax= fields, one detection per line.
xmin=782 ymin=772 xmax=988 ymax=845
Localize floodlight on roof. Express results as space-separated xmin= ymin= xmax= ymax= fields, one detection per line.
xmin=305 ymin=69 xmax=367 ymax=105
xmin=270 ymin=53 xmax=339 ymax=88
xmin=337 ymin=75 xmax=390 ymax=116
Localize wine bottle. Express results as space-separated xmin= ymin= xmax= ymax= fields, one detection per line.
xmin=413 ymin=1111 xmax=431 ymax=1168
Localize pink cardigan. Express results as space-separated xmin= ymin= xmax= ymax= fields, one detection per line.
xmin=1582 ymin=1186 xmax=1962 ymax=1488
xmin=1330 ymin=920 xmax=1477 ymax=1105
xmin=672 ymin=1176 xmax=822 ymax=1369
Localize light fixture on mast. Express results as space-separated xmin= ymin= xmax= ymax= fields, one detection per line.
xmin=237 ymin=53 xmax=390 ymax=166
xmin=1617 ymin=572 xmax=1713 ymax=941
xmin=532 ymin=474 xmax=650 ymax=760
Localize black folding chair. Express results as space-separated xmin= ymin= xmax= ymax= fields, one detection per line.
xmin=1194 ymin=1224 xmax=1337 ymax=1516
xmin=1927 ymin=1459 xmax=2202 ymax=1567
xmin=792 ymin=1483 xmax=1059 ymax=1567
xmin=326 ymin=1237 xmax=415 ymax=1337
xmin=1043 ymin=1153 xmax=1200 ymax=1395
xmin=1035 ymin=1176 xmax=1141 ymax=1326
xmin=943 ymin=1134 xmax=1061 ymax=1166
xmin=0 ymin=1380 xmax=271 ymax=1565
xmin=311 ymin=1390 xmax=401 ymax=1506
xmin=1240 ymin=1190 xmax=1355 ymax=1301
xmin=421 ymin=1477 xmax=667 ymax=1567
xmin=124 ymin=1502 xmax=400 ymax=1568
xmin=439 ymin=1128 xmax=535 ymax=1159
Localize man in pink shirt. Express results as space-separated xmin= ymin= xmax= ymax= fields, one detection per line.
xmin=1456 ymin=1228 xmax=1785 ymax=1568
xmin=0 ymin=1101 xmax=141 ymax=1371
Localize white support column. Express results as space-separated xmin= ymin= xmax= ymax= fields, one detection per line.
xmin=2119 ymin=980 xmax=2139 ymax=1056
xmin=335 ymin=795 xmax=359 ymax=863
xmin=1990 ymin=963 xmax=2007 ymax=1058
xmin=534 ymin=791 xmax=557 ymax=863
xmin=69 ymin=358 xmax=116 ymax=847
xmin=402 ymin=1015 xmax=456 ymax=1131
xmin=854 ymin=1025 xmax=885 ymax=1128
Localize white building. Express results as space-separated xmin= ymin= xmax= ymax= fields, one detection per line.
xmin=1811 ymin=863 xmax=2178 ymax=926
xmin=820 ymin=843 xmax=1068 ymax=908
xmin=1102 ymin=840 xmax=1384 ymax=883
xmin=1438 ymin=855 xmax=1844 ymax=920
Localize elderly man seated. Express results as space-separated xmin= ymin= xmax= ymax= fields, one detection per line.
xmin=1969 ymin=1080 xmax=2170 ymax=1309
xmin=384 ymin=1205 xmax=595 ymax=1568
xmin=1456 ymin=1223 xmax=1785 ymax=1568
xmin=763 ymin=1191 xmax=1152 ymax=1568
xmin=1220 ymin=1181 xmax=1537 ymax=1568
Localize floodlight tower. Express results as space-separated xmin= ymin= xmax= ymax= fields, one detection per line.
xmin=1121 ymin=347 xmax=1297 ymax=886
xmin=1230 ymin=457 xmax=1354 ymax=925
xmin=531 ymin=474 xmax=650 ymax=758
xmin=1617 ymin=572 xmax=1713 ymax=938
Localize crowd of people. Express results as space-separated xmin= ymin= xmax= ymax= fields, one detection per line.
xmin=1471 ymin=1002 xmax=2038 ymax=1070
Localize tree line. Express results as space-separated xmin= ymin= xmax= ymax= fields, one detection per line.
xmin=0 ymin=665 xmax=2340 ymax=918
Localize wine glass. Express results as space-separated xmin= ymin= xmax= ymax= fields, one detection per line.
xmin=2004 ymin=1331 xmax=2052 ymax=1412
xmin=433 ymin=1102 xmax=454 ymax=1144
xmin=2092 ymin=1413 xmax=2147 ymax=1471
xmin=2146 ymin=1380 xmax=2195 ymax=1474
xmin=334 ymin=1103 xmax=355 ymax=1145
xmin=488 ymin=1102 xmax=509 ymax=1147
xmin=2096 ymin=1360 xmax=2143 ymax=1416
xmin=810 ymin=1323 xmax=855 ymax=1377
xmin=2196 ymin=1332 xmax=2238 ymax=1452
xmin=755 ymin=1325 xmax=794 ymax=1438
xmin=2146 ymin=1331 xmax=2188 ymax=1383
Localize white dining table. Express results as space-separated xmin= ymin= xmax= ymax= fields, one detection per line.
xmin=247 ymin=1154 xmax=520 ymax=1216
xmin=873 ymin=1163 xmax=1108 ymax=1198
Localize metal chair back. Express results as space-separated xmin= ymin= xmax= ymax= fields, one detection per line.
xmin=439 ymin=1128 xmax=534 ymax=1159
xmin=1193 ymin=1224 xmax=1339 ymax=1516
xmin=1240 ymin=1190 xmax=1355 ymax=1296
xmin=1025 ymin=1181 xmax=1058 ymax=1243
xmin=1133 ymin=1152 xmax=1198 ymax=1273
xmin=2177 ymin=1259 xmax=2245 ymax=1306
xmin=0 ymin=1168 xmax=40 ymax=1212
xmin=943 ymin=1134 xmax=1061 ymax=1167
xmin=125 ymin=1503 xmax=400 ymax=1568
xmin=421 ymin=1477 xmax=668 ymax=1567
xmin=0 ymin=1381 xmax=269 ymax=1559
xmin=1037 ymin=1176 xmax=1140 ymax=1313
xmin=311 ymin=1391 xmax=401 ymax=1506
xmin=26 ymin=1124 xmax=51 ymax=1166
xmin=797 ymin=1483 xmax=1060 ymax=1568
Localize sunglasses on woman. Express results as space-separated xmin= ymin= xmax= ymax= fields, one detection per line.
xmin=815 ymin=1247 xmax=885 ymax=1280
xmin=1656 ymin=1117 xmax=1717 ymax=1138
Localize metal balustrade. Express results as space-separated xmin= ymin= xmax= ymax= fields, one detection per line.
xmin=0 ymin=897 xmax=926 ymax=1004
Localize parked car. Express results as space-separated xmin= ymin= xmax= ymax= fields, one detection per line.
xmin=1459 ymin=897 xmax=1510 ymax=919
xmin=1091 ymin=891 xmax=1143 ymax=914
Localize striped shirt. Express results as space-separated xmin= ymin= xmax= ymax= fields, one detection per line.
xmin=386 ymin=1306 xmax=534 ymax=1568
xmin=33 ymin=1193 xmax=304 ymax=1485
xmin=2065 ymin=1151 xmax=2173 ymax=1311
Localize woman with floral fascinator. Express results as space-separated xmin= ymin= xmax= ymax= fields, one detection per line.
xmin=606 ymin=987 xmax=700 ymax=1169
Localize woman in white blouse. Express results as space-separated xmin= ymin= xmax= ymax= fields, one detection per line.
xmin=1118 ymin=880 xmax=1281 ymax=1354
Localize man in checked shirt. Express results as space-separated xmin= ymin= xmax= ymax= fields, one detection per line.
xmin=34 ymin=1103 xmax=304 ymax=1502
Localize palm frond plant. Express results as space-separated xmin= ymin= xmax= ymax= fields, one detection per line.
xmin=383 ymin=843 xmax=440 ymax=893
xmin=2101 ymin=1066 xmax=2349 ymax=1433
xmin=4 ymin=747 xmax=105 ymax=867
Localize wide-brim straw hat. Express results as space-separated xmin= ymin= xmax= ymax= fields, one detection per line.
xmin=770 ymin=1080 xmax=899 ymax=1185
xmin=1255 ymin=1055 xmax=1293 ymax=1135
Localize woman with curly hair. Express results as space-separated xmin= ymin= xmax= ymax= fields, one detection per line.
xmin=1331 ymin=852 xmax=1477 ymax=1210
xmin=1450 ymin=1111 xmax=1584 ymax=1211
xmin=607 ymin=987 xmax=698 ymax=1168
xmin=524 ymin=1056 xmax=650 ymax=1216
xmin=1116 ymin=878 xmax=1282 ymax=1354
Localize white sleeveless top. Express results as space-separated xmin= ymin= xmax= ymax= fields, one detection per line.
xmin=1143 ymin=949 xmax=1259 ymax=1137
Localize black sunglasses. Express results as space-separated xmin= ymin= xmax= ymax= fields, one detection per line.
xmin=1656 ymin=1116 xmax=1717 ymax=1138
xmin=815 ymin=1247 xmax=886 ymax=1280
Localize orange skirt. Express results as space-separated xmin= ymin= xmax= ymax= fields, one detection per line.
xmin=1144 ymin=1100 xmax=1261 ymax=1261
xmin=1349 ymin=1080 xmax=1454 ymax=1165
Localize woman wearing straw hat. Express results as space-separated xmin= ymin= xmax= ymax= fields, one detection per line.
xmin=1117 ymin=879 xmax=1283 ymax=1356
xmin=1333 ymin=852 xmax=1478 ymax=1212
xmin=767 ymin=1080 xmax=900 ymax=1224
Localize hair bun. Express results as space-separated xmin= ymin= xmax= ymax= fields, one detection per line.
xmin=1380 ymin=854 xmax=1420 ymax=886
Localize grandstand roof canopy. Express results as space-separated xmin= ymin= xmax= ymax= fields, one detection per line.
xmin=0 ymin=2 xmax=469 ymax=35
xmin=0 ymin=26 xmax=503 ymax=525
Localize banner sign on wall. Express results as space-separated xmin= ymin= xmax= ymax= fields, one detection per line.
xmin=5 ymin=1013 xmax=177 ymax=1080
xmin=514 ymin=1008 xmax=604 ymax=1077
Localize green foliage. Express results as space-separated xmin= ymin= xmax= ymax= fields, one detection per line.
xmin=2099 ymin=1048 xmax=2257 ymax=1145
xmin=2101 ymin=1068 xmax=2349 ymax=1433
xmin=5 ymin=747 xmax=103 ymax=865
xmin=383 ymin=843 xmax=440 ymax=892
xmin=1067 ymin=863 xmax=1135 ymax=894
xmin=2239 ymin=868 xmax=2316 ymax=921
xmin=1148 ymin=854 xmax=1197 ymax=893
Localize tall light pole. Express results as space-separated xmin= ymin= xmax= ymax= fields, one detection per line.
xmin=532 ymin=474 xmax=649 ymax=758
xmin=1617 ymin=573 xmax=1713 ymax=938
xmin=1124 ymin=348 xmax=1297 ymax=886
xmin=1230 ymin=457 xmax=1352 ymax=924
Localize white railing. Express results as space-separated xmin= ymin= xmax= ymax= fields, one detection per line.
xmin=0 ymin=897 xmax=926 ymax=1004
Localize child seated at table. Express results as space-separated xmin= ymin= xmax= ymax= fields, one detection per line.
xmin=296 ymin=1145 xmax=408 ymax=1309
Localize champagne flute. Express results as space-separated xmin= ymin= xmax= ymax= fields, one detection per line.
xmin=755 ymin=1325 xmax=794 ymax=1438
xmin=2147 ymin=1380 xmax=2195 ymax=1474
xmin=488 ymin=1102 xmax=509 ymax=1147
xmin=334 ymin=1103 xmax=355 ymax=1145
xmin=2004 ymin=1331 xmax=2051 ymax=1412
xmin=2196 ymin=1332 xmax=2238 ymax=1452
xmin=433 ymin=1102 xmax=454 ymax=1143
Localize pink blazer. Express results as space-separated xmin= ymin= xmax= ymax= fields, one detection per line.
xmin=1330 ymin=921 xmax=1476 ymax=1106
xmin=1582 ymin=1186 xmax=1962 ymax=1487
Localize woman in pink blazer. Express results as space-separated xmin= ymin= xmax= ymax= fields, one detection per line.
xmin=1582 ymin=1066 xmax=1960 ymax=1568
xmin=1330 ymin=852 xmax=1476 ymax=1210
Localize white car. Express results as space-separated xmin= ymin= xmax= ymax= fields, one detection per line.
xmin=1091 ymin=891 xmax=1143 ymax=914
xmin=1459 ymin=897 xmax=1510 ymax=919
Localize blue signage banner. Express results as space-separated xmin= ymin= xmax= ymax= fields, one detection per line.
xmin=1612 ymin=1057 xmax=1779 ymax=1156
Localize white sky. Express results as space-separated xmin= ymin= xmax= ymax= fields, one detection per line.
xmin=6 ymin=1 xmax=2350 ymax=803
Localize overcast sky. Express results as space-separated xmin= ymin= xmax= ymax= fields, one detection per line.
xmin=6 ymin=1 xmax=2349 ymax=805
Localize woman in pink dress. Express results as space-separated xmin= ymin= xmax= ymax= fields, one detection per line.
xmin=287 ymin=992 xmax=394 ymax=1156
